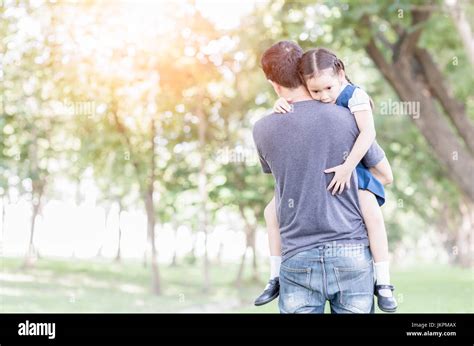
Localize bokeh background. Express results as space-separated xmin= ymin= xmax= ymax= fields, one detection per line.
xmin=1 ymin=0 xmax=473 ymax=312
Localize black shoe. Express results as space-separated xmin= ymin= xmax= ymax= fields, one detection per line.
xmin=254 ymin=278 xmax=280 ymax=306
xmin=375 ymin=284 xmax=397 ymax=312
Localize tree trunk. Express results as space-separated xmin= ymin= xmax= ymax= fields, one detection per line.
xmin=360 ymin=16 xmax=474 ymax=202
xmin=96 ymin=203 xmax=111 ymax=259
xmin=23 ymin=180 xmax=45 ymax=268
xmin=142 ymin=247 xmax=148 ymax=268
xmin=216 ymin=241 xmax=224 ymax=266
xmin=143 ymin=230 xmax=150 ymax=268
xmin=197 ymin=104 xmax=210 ymax=293
xmin=235 ymin=247 xmax=247 ymax=288
xmin=437 ymin=197 xmax=474 ymax=268
xmin=454 ymin=198 xmax=474 ymax=267
xmin=1 ymin=195 xmax=6 ymax=249
xmin=413 ymin=48 xmax=474 ymax=154
xmin=171 ymin=251 xmax=177 ymax=267
xmin=145 ymin=188 xmax=161 ymax=294
xmin=236 ymin=205 xmax=259 ymax=284
xmin=249 ymin=227 xmax=259 ymax=282
xmin=144 ymin=117 xmax=161 ymax=295
xmin=445 ymin=0 xmax=474 ymax=66
xmin=115 ymin=200 xmax=123 ymax=263
xmin=188 ymin=231 xmax=198 ymax=264
xmin=170 ymin=221 xmax=178 ymax=267
xmin=360 ymin=14 xmax=474 ymax=268
xmin=26 ymin=204 xmax=39 ymax=262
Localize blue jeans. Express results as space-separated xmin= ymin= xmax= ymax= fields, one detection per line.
xmin=279 ymin=245 xmax=375 ymax=313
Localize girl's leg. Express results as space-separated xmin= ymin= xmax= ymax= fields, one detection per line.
xmin=264 ymin=195 xmax=281 ymax=256
xmin=358 ymin=189 xmax=393 ymax=298
xmin=255 ymin=196 xmax=282 ymax=306
xmin=264 ymin=195 xmax=282 ymax=280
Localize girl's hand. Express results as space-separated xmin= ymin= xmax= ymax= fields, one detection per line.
xmin=273 ymin=97 xmax=293 ymax=113
xmin=324 ymin=163 xmax=353 ymax=195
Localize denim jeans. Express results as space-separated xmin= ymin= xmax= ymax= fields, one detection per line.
xmin=279 ymin=244 xmax=375 ymax=313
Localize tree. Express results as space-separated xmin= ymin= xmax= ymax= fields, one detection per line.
xmin=210 ymin=7 xmax=284 ymax=285
xmin=55 ymin=1 xmax=234 ymax=293
xmin=1 ymin=1 xmax=66 ymax=267
xmin=343 ymin=0 xmax=473 ymax=266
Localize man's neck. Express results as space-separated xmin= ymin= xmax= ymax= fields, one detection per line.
xmin=279 ymin=87 xmax=312 ymax=103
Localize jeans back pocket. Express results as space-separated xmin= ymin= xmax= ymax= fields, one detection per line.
xmin=279 ymin=260 xmax=312 ymax=313
xmin=334 ymin=258 xmax=374 ymax=313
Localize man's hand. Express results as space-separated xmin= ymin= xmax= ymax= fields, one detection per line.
xmin=324 ymin=163 xmax=353 ymax=195
xmin=273 ymin=97 xmax=293 ymax=113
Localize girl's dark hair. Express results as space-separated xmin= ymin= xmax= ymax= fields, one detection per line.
xmin=299 ymin=47 xmax=374 ymax=109
xmin=298 ymin=47 xmax=353 ymax=85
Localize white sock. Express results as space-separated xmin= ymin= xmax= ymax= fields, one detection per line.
xmin=374 ymin=261 xmax=393 ymax=298
xmin=269 ymin=256 xmax=281 ymax=280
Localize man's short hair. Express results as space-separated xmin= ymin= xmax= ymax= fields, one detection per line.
xmin=260 ymin=41 xmax=304 ymax=89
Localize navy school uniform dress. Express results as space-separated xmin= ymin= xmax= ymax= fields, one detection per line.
xmin=335 ymin=84 xmax=385 ymax=206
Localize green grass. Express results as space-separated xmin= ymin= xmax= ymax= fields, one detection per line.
xmin=0 ymin=257 xmax=262 ymax=312
xmin=239 ymin=265 xmax=474 ymax=313
xmin=1 ymin=257 xmax=472 ymax=313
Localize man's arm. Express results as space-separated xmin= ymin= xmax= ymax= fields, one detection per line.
xmin=360 ymin=140 xmax=385 ymax=168
xmin=252 ymin=122 xmax=272 ymax=174
xmin=256 ymin=149 xmax=272 ymax=174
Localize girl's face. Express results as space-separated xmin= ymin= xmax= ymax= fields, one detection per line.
xmin=305 ymin=68 xmax=345 ymax=104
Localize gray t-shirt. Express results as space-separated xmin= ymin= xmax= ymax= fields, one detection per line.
xmin=253 ymin=100 xmax=385 ymax=261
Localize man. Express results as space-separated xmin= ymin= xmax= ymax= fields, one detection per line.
xmin=253 ymin=41 xmax=385 ymax=313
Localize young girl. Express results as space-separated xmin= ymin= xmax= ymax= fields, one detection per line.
xmin=254 ymin=48 xmax=397 ymax=312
